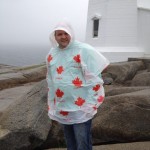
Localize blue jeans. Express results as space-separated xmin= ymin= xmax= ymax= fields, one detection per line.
xmin=62 ymin=119 xmax=92 ymax=150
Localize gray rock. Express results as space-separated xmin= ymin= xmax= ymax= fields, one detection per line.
xmin=131 ymin=72 xmax=150 ymax=86
xmin=0 ymin=64 xmax=17 ymax=74
xmin=40 ymin=121 xmax=66 ymax=149
xmin=0 ymin=80 xmax=51 ymax=150
xmin=0 ymin=65 xmax=47 ymax=90
xmin=92 ymin=89 xmax=150 ymax=144
xmin=128 ymin=57 xmax=150 ymax=69
xmin=45 ymin=141 xmax=150 ymax=150
xmin=105 ymin=61 xmax=145 ymax=83
xmin=148 ymin=65 xmax=150 ymax=72
xmin=105 ymin=86 xmax=150 ymax=96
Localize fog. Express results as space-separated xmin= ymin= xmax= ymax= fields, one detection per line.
xmin=0 ymin=0 xmax=89 ymax=48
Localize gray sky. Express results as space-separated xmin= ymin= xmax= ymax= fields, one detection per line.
xmin=0 ymin=0 xmax=89 ymax=47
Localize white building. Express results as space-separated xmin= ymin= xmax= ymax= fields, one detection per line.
xmin=85 ymin=0 xmax=150 ymax=62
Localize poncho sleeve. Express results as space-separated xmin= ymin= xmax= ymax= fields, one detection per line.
xmin=81 ymin=45 xmax=109 ymax=78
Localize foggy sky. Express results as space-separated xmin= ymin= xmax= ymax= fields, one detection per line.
xmin=0 ymin=0 xmax=89 ymax=47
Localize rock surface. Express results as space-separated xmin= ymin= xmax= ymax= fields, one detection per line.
xmin=0 ymin=83 xmax=35 ymax=117
xmin=104 ymin=61 xmax=145 ymax=83
xmin=0 ymin=64 xmax=46 ymax=90
xmin=45 ymin=141 xmax=150 ymax=150
xmin=0 ymin=58 xmax=150 ymax=149
xmin=131 ymin=72 xmax=150 ymax=86
xmin=0 ymin=80 xmax=51 ymax=150
xmin=93 ymin=88 xmax=150 ymax=144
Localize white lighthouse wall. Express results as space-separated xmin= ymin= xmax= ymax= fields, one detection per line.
xmin=85 ymin=0 xmax=144 ymax=62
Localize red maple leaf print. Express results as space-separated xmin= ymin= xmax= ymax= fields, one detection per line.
xmin=56 ymin=89 xmax=64 ymax=98
xmin=73 ymin=54 xmax=81 ymax=63
xmin=57 ymin=66 xmax=64 ymax=74
xmin=75 ymin=97 xmax=85 ymax=106
xmin=93 ymin=106 xmax=97 ymax=110
xmin=48 ymin=105 xmax=50 ymax=110
xmin=72 ymin=77 xmax=82 ymax=87
xmin=47 ymin=54 xmax=53 ymax=62
xmin=93 ymin=84 xmax=101 ymax=92
xmin=97 ymin=96 xmax=104 ymax=103
xmin=60 ymin=110 xmax=69 ymax=116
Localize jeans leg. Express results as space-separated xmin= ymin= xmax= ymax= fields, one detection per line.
xmin=73 ymin=119 xmax=92 ymax=150
xmin=62 ymin=124 xmax=77 ymax=150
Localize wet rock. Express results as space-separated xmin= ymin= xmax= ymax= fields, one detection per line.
xmin=131 ymin=72 xmax=150 ymax=86
xmin=0 ymin=65 xmax=46 ymax=90
xmin=92 ymin=89 xmax=150 ymax=144
xmin=0 ymin=80 xmax=51 ymax=150
xmin=105 ymin=61 xmax=145 ymax=83
xmin=105 ymin=86 xmax=150 ymax=96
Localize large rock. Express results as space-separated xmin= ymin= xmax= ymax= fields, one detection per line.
xmin=45 ymin=141 xmax=150 ymax=150
xmin=0 ymin=64 xmax=47 ymax=90
xmin=39 ymin=121 xmax=66 ymax=149
xmin=0 ymin=80 xmax=51 ymax=150
xmin=128 ymin=57 xmax=150 ymax=69
xmin=104 ymin=61 xmax=145 ymax=83
xmin=92 ymin=89 xmax=150 ymax=144
xmin=131 ymin=72 xmax=150 ymax=86
xmin=105 ymin=86 xmax=150 ymax=96
xmin=0 ymin=64 xmax=17 ymax=74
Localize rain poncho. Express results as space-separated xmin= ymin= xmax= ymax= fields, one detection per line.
xmin=46 ymin=21 xmax=109 ymax=124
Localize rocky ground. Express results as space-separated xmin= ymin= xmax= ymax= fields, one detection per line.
xmin=0 ymin=82 xmax=36 ymax=116
xmin=0 ymin=58 xmax=150 ymax=150
xmin=0 ymin=63 xmax=46 ymax=117
xmin=46 ymin=141 xmax=150 ymax=150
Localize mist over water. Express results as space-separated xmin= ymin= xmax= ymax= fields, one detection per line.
xmin=0 ymin=45 xmax=131 ymax=67
xmin=0 ymin=45 xmax=50 ymax=66
xmin=0 ymin=0 xmax=89 ymax=67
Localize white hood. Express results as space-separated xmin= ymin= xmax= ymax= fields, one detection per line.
xmin=49 ymin=20 xmax=75 ymax=48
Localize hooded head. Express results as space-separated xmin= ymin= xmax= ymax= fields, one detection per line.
xmin=49 ymin=20 xmax=75 ymax=49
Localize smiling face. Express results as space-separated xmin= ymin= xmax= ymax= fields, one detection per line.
xmin=55 ymin=30 xmax=71 ymax=49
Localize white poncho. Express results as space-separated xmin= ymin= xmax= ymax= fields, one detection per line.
xmin=46 ymin=21 xmax=109 ymax=124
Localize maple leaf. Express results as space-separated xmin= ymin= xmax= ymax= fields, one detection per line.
xmin=60 ymin=110 xmax=69 ymax=116
xmin=93 ymin=106 xmax=97 ymax=110
xmin=72 ymin=77 xmax=82 ymax=87
xmin=56 ymin=89 xmax=64 ymax=98
xmin=93 ymin=84 xmax=101 ymax=92
xmin=57 ymin=66 xmax=64 ymax=74
xmin=73 ymin=54 xmax=81 ymax=63
xmin=75 ymin=97 xmax=85 ymax=106
xmin=97 ymin=96 xmax=104 ymax=103
xmin=47 ymin=54 xmax=53 ymax=62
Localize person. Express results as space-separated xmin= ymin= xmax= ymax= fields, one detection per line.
xmin=46 ymin=20 xmax=109 ymax=150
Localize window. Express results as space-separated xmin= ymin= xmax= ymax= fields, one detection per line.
xmin=93 ymin=19 xmax=99 ymax=38
xmin=91 ymin=14 xmax=101 ymax=38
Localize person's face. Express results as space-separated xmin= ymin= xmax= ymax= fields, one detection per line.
xmin=55 ymin=30 xmax=71 ymax=49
